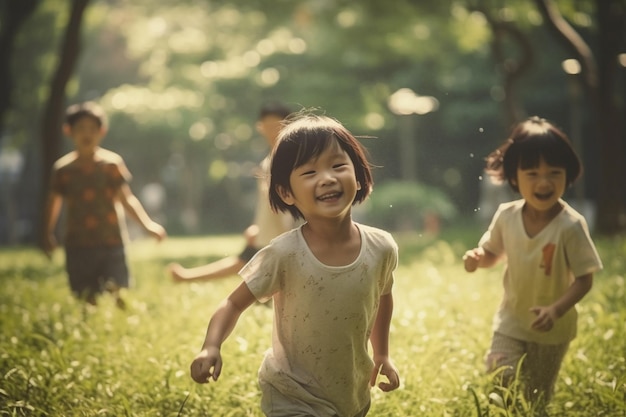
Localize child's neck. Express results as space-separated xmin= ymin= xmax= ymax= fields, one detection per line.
xmin=304 ymin=214 xmax=354 ymax=238
xmin=522 ymin=201 xmax=563 ymax=238
xmin=75 ymin=147 xmax=100 ymax=161
xmin=301 ymin=216 xmax=361 ymax=266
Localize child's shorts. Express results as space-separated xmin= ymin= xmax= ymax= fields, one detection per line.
xmin=485 ymin=332 xmax=569 ymax=401
xmin=65 ymin=246 xmax=130 ymax=297
xmin=259 ymin=378 xmax=370 ymax=417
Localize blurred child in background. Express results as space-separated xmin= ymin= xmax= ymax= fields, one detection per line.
xmin=44 ymin=101 xmax=166 ymax=307
xmin=168 ymin=101 xmax=295 ymax=283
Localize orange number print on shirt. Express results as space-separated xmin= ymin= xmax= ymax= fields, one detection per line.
xmin=541 ymin=243 xmax=556 ymax=276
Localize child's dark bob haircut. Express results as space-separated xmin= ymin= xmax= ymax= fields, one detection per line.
xmin=485 ymin=116 xmax=582 ymax=192
xmin=65 ymin=101 xmax=108 ymax=128
xmin=258 ymin=100 xmax=292 ymax=120
xmin=269 ymin=113 xmax=374 ymax=220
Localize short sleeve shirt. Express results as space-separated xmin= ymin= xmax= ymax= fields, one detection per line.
xmin=239 ymin=223 xmax=398 ymax=416
xmin=50 ymin=149 xmax=131 ymax=248
xmin=479 ymin=199 xmax=602 ymax=344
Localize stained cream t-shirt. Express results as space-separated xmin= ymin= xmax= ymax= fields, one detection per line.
xmin=240 ymin=223 xmax=397 ymax=416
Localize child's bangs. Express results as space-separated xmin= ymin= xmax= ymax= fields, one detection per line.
xmin=517 ymin=135 xmax=570 ymax=170
xmin=292 ymin=130 xmax=337 ymax=168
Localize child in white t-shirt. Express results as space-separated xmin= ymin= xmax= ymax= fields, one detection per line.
xmin=190 ymin=112 xmax=400 ymax=416
xmin=464 ymin=116 xmax=602 ymax=409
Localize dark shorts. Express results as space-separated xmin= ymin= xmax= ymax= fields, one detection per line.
xmin=238 ymin=244 xmax=260 ymax=262
xmin=65 ymin=246 xmax=130 ymax=297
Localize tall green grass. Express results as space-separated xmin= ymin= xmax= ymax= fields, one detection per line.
xmin=0 ymin=230 xmax=624 ymax=416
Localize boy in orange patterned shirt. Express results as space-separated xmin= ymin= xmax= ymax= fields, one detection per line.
xmin=43 ymin=101 xmax=166 ymax=306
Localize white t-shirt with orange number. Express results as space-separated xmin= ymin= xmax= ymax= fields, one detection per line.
xmin=479 ymin=199 xmax=602 ymax=344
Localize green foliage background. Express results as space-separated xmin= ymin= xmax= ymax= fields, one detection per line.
xmin=4 ymin=0 xmax=609 ymax=238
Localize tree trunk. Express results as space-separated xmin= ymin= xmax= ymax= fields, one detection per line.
xmin=489 ymin=19 xmax=534 ymax=128
xmin=0 ymin=0 xmax=40 ymax=145
xmin=534 ymin=0 xmax=625 ymax=235
xmin=38 ymin=0 xmax=90 ymax=248
xmin=468 ymin=4 xmax=534 ymax=132
xmin=593 ymin=0 xmax=625 ymax=234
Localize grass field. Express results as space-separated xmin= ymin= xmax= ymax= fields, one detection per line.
xmin=0 ymin=227 xmax=624 ymax=416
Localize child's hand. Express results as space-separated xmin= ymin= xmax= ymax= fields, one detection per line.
xmin=168 ymin=263 xmax=188 ymax=282
xmin=530 ymin=305 xmax=558 ymax=332
xmin=463 ymin=247 xmax=484 ymax=272
xmin=42 ymin=234 xmax=58 ymax=260
xmin=370 ymin=358 xmax=400 ymax=392
xmin=190 ymin=347 xmax=222 ymax=384
xmin=147 ymin=222 xmax=167 ymax=242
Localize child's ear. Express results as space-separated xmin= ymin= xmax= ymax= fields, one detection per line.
xmin=277 ymin=185 xmax=295 ymax=206
xmin=356 ymin=181 xmax=362 ymax=191
xmin=62 ymin=123 xmax=72 ymax=136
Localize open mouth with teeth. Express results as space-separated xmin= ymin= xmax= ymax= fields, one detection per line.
xmin=317 ymin=192 xmax=342 ymax=201
xmin=534 ymin=192 xmax=553 ymax=201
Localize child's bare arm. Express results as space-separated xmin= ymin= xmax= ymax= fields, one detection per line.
xmin=117 ymin=184 xmax=166 ymax=240
xmin=463 ymin=247 xmax=500 ymax=272
xmin=369 ymin=292 xmax=400 ymax=392
xmin=190 ymin=282 xmax=257 ymax=384
xmin=43 ymin=192 xmax=63 ymax=257
xmin=530 ymin=273 xmax=593 ymax=332
xmin=168 ymin=256 xmax=243 ymax=283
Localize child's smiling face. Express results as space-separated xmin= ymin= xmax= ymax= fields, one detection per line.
xmin=513 ymin=157 xmax=567 ymax=213
xmin=281 ymin=139 xmax=360 ymax=221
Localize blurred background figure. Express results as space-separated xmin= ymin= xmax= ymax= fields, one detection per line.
xmin=43 ymin=101 xmax=167 ymax=307
xmin=168 ymin=101 xmax=295 ymax=283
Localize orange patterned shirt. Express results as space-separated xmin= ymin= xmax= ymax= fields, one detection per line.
xmin=51 ymin=149 xmax=131 ymax=248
